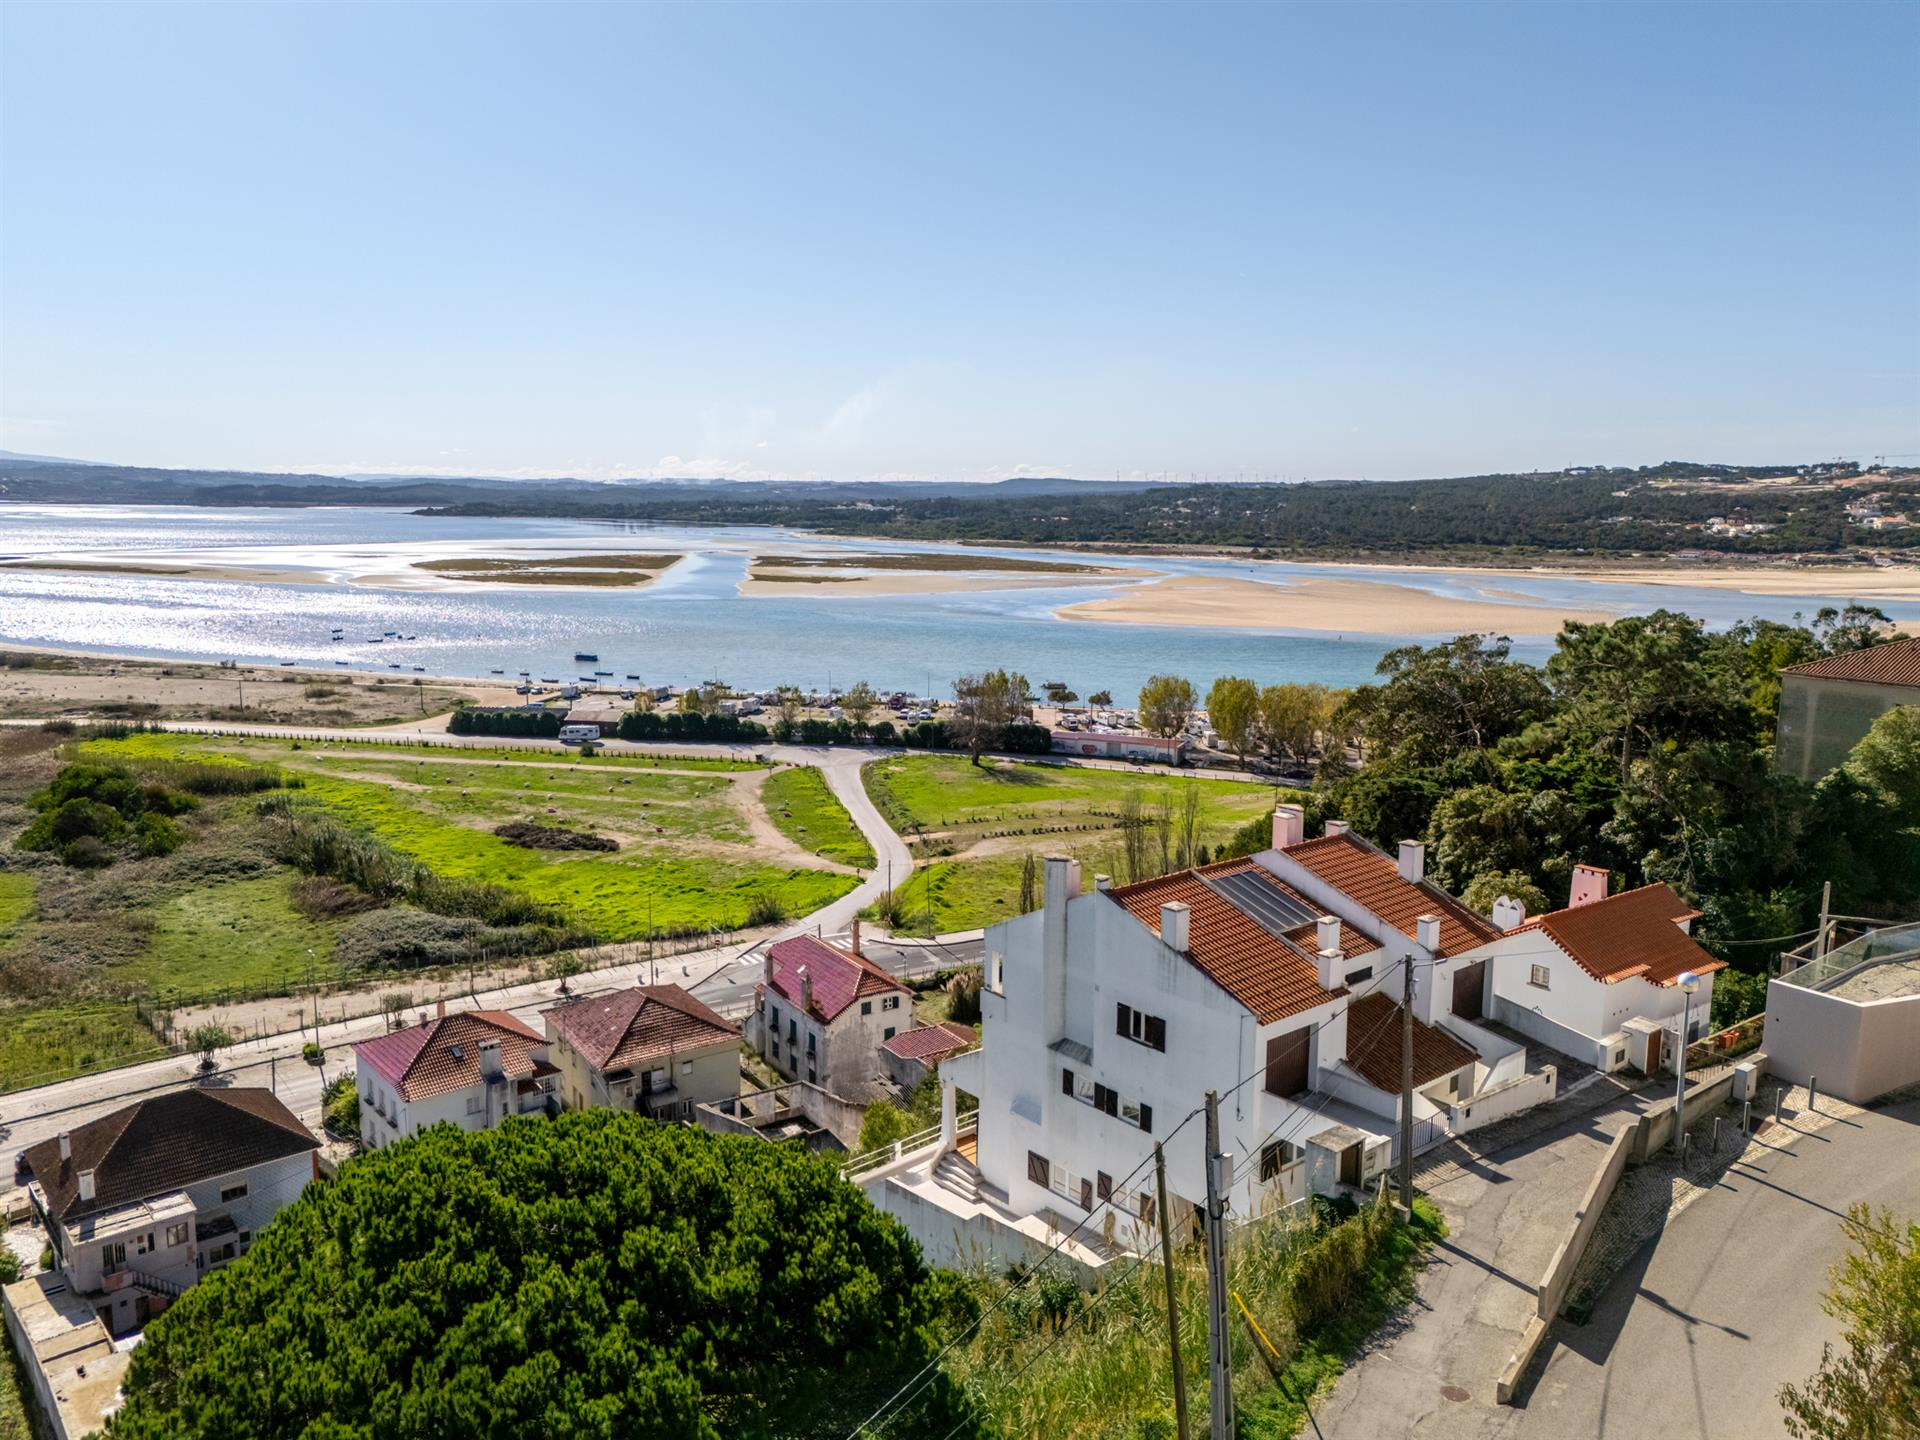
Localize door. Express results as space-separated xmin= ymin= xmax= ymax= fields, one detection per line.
xmin=1644 ymin=1027 xmax=1664 ymax=1076
xmin=1338 ymin=1142 xmax=1361 ymax=1187
xmin=1264 ymin=1027 xmax=1311 ymax=1098
xmin=1451 ymin=960 xmax=1487 ymax=1022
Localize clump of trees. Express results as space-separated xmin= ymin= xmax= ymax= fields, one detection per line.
xmin=103 ymin=1112 xmax=977 ymax=1439
xmin=447 ymin=705 xmax=562 ymax=738
xmin=18 ymin=762 xmax=197 ymax=867
xmin=1317 ymin=606 xmax=1917 ymax=1026
xmin=1778 ymin=1204 xmax=1919 ymax=1440
xmin=951 ymin=669 xmax=1036 ymax=765
xmin=619 ymin=709 xmax=765 ymax=743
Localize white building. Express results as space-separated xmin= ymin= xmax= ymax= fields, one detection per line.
xmin=750 ymin=931 xmax=911 ymax=1097
xmin=1473 ymin=866 xmax=1725 ymax=1072
xmin=1049 ymin=731 xmax=1185 ymax=763
xmin=542 ymin=984 xmax=739 ymax=1122
xmin=351 ymin=1005 xmax=559 ymax=1148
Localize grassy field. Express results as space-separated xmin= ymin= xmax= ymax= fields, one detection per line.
xmin=118 ymin=872 xmax=347 ymax=997
xmin=864 ymin=755 xmax=1286 ymax=935
xmin=0 ymin=1004 xmax=168 ymax=1093
xmin=0 ymin=871 xmax=32 ymax=946
xmin=763 ymin=766 xmax=875 ymax=868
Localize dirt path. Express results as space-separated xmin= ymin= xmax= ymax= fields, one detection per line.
xmin=732 ymin=767 xmax=856 ymax=873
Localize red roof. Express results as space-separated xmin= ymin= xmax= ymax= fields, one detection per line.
xmin=881 ymin=1021 xmax=978 ymax=1063
xmin=1281 ymin=834 xmax=1498 ymax=958
xmin=761 ymin=934 xmax=907 ymax=1023
xmin=1344 ymin=993 xmax=1479 ymax=1091
xmin=543 ymin=985 xmax=736 ymax=1073
xmin=1108 ymin=858 xmax=1341 ymax=1025
xmin=1781 ymin=635 xmax=1920 ymax=687
xmin=1518 ymin=882 xmax=1726 ymax=987
xmin=352 ymin=1010 xmax=548 ymax=1101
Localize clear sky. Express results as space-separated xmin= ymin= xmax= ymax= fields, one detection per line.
xmin=2 ymin=0 xmax=1915 ymax=482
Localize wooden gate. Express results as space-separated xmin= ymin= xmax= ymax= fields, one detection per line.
xmin=1451 ymin=960 xmax=1487 ymax=1022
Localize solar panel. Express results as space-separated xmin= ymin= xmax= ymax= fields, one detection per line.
xmin=1202 ymin=868 xmax=1321 ymax=940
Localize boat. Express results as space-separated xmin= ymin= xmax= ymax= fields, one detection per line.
xmin=574 ymin=652 xmax=598 ymax=662
xmin=388 ymin=663 xmax=402 ymax=669
xmin=490 ymin=668 xmax=505 ymax=674
xmin=593 ymin=670 xmax=612 ymax=676
xmin=624 ymin=673 xmax=640 ymax=680
xmin=412 ymin=666 xmax=426 ymax=672
xmin=335 ymin=660 xmax=349 ymax=666
xmin=279 ymin=661 xmax=296 ymax=666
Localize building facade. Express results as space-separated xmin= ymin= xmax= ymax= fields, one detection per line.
xmin=1774 ymin=636 xmax=1920 ymax=780
xmin=750 ymin=933 xmax=911 ymax=1097
xmin=542 ymin=984 xmax=739 ymax=1122
xmin=352 ymin=1005 xmax=558 ymax=1148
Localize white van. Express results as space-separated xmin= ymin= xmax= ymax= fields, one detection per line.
xmin=558 ymin=724 xmax=601 ymax=744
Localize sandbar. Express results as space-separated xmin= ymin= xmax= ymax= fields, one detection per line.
xmin=1055 ymin=574 xmax=1616 ymax=637
xmin=741 ymin=553 xmax=1154 ymax=598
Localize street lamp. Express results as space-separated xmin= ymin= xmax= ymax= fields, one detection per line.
xmin=1672 ymin=970 xmax=1700 ymax=1153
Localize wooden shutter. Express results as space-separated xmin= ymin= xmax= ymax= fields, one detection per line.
xmin=1117 ymin=1003 xmax=1131 ymax=1037
xmin=1097 ymin=1171 xmax=1112 ymax=1201
xmin=1079 ymin=1177 xmax=1093 ymax=1210
xmin=1138 ymin=1103 xmax=1153 ymax=1134
xmin=1062 ymin=1067 xmax=1074 ymax=1096
xmin=1145 ymin=1014 xmax=1167 ymax=1051
xmin=1265 ymin=1027 xmax=1311 ymax=1098
xmin=1028 ymin=1151 xmax=1050 ymax=1187
xmin=1138 ymin=1191 xmax=1156 ymax=1225
xmin=1093 ymin=1082 xmax=1109 ymax=1111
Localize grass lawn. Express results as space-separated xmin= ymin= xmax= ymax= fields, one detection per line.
xmin=119 ymin=872 xmax=346 ymax=998
xmin=763 ymin=766 xmax=874 ymax=868
xmin=0 ymin=1328 xmax=42 ymax=1440
xmin=0 ymin=1003 xmax=167 ymax=1093
xmin=865 ymin=755 xmax=1289 ymax=935
xmin=0 ymin=871 xmax=32 ymax=953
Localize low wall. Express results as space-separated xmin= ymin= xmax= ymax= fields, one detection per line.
xmin=1491 ymin=997 xmax=1606 ymax=1069
xmin=866 ymin=1176 xmax=1111 ymax=1285
xmin=1764 ymin=983 xmax=1920 ymax=1104
xmin=1440 ymin=1013 xmax=1528 ymax=1088
xmin=1451 ymin=1065 xmax=1557 ymax=1135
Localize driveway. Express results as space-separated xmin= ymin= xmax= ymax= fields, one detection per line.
xmin=1510 ymin=1094 xmax=1920 ymax=1440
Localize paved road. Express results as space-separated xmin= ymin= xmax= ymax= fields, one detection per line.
xmin=1510 ymin=1094 xmax=1920 ymax=1440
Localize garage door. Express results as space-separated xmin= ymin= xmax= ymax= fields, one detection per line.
xmin=1264 ymin=1027 xmax=1311 ymax=1098
xmin=1452 ymin=960 xmax=1487 ymax=1022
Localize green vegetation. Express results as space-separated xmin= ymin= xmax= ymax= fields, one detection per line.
xmin=764 ymin=766 xmax=875 ymax=867
xmin=104 ymin=1112 xmax=974 ymax=1440
xmin=1778 ymin=1204 xmax=1919 ymax=1440
xmin=753 ymin=551 xmax=1111 ymax=574
xmin=864 ymin=755 xmax=1285 ymax=934
xmin=1320 ymin=609 xmax=1918 ymax=1028
xmin=0 ymin=870 xmax=32 ymax=946
xmin=416 ymin=552 xmax=680 ymax=584
xmin=936 ymin=1192 xmax=1441 ymax=1439
xmin=119 ymin=872 xmax=347 ymax=996
xmin=0 ymin=1005 xmax=165 ymax=1092
xmin=1 ymin=1312 xmax=40 ymax=1440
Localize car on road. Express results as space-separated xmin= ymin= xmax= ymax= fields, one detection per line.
xmin=13 ymin=1148 xmax=30 ymax=1184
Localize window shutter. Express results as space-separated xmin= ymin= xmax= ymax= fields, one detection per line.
xmin=1139 ymin=1103 xmax=1153 ymax=1134
xmin=1028 ymin=1151 xmax=1050 ymax=1187
xmin=1062 ymin=1068 xmax=1074 ymax=1096
xmin=1146 ymin=1015 xmax=1167 ymax=1051
xmin=1093 ymin=1082 xmax=1108 ymax=1109
xmin=1117 ymin=1003 xmax=1130 ymax=1037
xmin=1138 ymin=1192 xmax=1156 ymax=1225
xmin=1104 ymin=1089 xmax=1119 ymax=1118
xmin=1079 ymin=1177 xmax=1093 ymax=1210
xmin=1097 ymin=1171 xmax=1112 ymax=1201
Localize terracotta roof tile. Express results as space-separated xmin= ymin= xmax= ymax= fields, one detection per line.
xmin=1282 ymin=834 xmax=1499 ymax=957
xmin=544 ymin=984 xmax=736 ymax=1072
xmin=1521 ymin=883 xmax=1727 ymax=987
xmin=762 ymin=935 xmax=907 ymax=1023
xmin=23 ymin=1089 xmax=318 ymax=1224
xmin=1108 ymin=858 xmax=1341 ymax=1024
xmin=1343 ymin=993 xmax=1479 ymax=1092
xmin=881 ymin=1021 xmax=979 ymax=1062
xmin=1781 ymin=635 xmax=1920 ymax=687
xmin=352 ymin=1010 xmax=548 ymax=1102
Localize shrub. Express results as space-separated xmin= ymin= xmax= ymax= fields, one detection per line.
xmin=947 ymin=971 xmax=983 ymax=1025
xmin=869 ymin=720 xmax=899 ymax=746
xmin=302 ymin=1042 xmax=324 ymax=1064
xmin=134 ymin=812 xmax=184 ymax=857
xmin=744 ymin=890 xmax=788 ymax=927
xmin=493 ymin=820 xmax=618 ymax=852
xmin=858 ymin=1101 xmax=913 ymax=1153
xmin=321 ymin=1073 xmax=360 ymax=1138
xmin=60 ymin=834 xmax=116 ymax=868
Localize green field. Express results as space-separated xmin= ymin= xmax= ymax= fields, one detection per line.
xmin=865 ymin=755 xmax=1286 ymax=934
xmin=79 ymin=732 xmax=857 ymax=941
xmin=762 ymin=766 xmax=874 ymax=868
xmin=0 ymin=870 xmax=31 ymax=948
xmin=118 ymin=872 xmax=348 ymax=997
xmin=0 ymin=1003 xmax=168 ymax=1093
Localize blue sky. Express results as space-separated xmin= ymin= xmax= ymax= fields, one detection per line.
xmin=2 ymin=0 xmax=1915 ymax=481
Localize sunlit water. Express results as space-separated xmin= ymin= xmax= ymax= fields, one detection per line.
xmin=0 ymin=505 xmax=1911 ymax=696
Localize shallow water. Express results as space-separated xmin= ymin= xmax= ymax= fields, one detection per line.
xmin=0 ymin=505 xmax=1910 ymax=696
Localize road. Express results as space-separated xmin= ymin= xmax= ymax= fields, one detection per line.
xmin=1509 ymin=1094 xmax=1920 ymax=1440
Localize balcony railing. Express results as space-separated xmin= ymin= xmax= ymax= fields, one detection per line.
xmin=840 ymin=1110 xmax=977 ymax=1184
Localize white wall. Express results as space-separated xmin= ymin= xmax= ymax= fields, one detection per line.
xmin=758 ymin=984 xmax=906 ymax=1098
xmin=1484 ymin=931 xmax=1715 ymax=1060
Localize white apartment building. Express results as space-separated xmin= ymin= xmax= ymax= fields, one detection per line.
xmin=351 ymin=1005 xmax=559 ymax=1148
xmin=750 ymin=931 xmax=911 ymax=1098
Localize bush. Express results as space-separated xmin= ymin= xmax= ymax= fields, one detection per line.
xmin=869 ymin=720 xmax=899 ymax=746
xmin=134 ymin=812 xmax=184 ymax=857
xmin=321 ymin=1073 xmax=360 ymax=1138
xmin=448 ymin=707 xmax=562 ymax=738
xmin=494 ymin=820 xmax=618 ymax=852
xmin=947 ymin=971 xmax=983 ymax=1025
xmin=617 ymin=709 xmax=767 ymax=744
xmin=60 ymin=834 xmax=116 ymax=868
xmin=302 ymin=1042 xmax=324 ymax=1064
xmin=744 ymin=890 xmax=788 ymax=927
xmin=858 ymin=1101 xmax=914 ymax=1153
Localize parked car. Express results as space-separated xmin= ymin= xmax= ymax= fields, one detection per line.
xmin=14 ymin=1148 xmax=31 ymax=1184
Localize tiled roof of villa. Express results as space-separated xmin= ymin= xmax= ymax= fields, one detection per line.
xmin=543 ymin=985 xmax=737 ymax=1072
xmin=761 ymin=934 xmax=907 ymax=1023
xmin=1781 ymin=635 xmax=1920 ymax=687
xmin=1521 ymin=883 xmax=1727 ymax=987
xmin=1281 ymin=833 xmax=1499 ymax=957
xmin=1108 ymin=858 xmax=1343 ymax=1025
xmin=352 ymin=1010 xmax=548 ymax=1102
xmin=880 ymin=1021 xmax=979 ymax=1063
xmin=1343 ymin=993 xmax=1480 ymax=1091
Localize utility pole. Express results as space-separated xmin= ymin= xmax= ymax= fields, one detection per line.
xmin=1817 ymin=880 xmax=1832 ymax=958
xmin=1399 ymin=954 xmax=1415 ymax=1218
xmin=1202 ymin=1091 xmax=1235 ymax=1440
xmin=1154 ymin=1144 xmax=1190 ymax=1440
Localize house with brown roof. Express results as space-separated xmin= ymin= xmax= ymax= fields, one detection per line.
xmin=16 ymin=1089 xmax=320 ymax=1339
xmin=750 ymin=930 xmax=911 ymax=1097
xmin=542 ymin=984 xmax=739 ymax=1122
xmin=1775 ymin=634 xmax=1920 ymax=780
xmin=1473 ymin=866 xmax=1727 ymax=1071
xmin=351 ymin=1003 xmax=559 ymax=1149
xmin=880 ymin=1020 xmax=979 ymax=1091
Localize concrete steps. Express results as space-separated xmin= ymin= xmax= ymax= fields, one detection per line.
xmin=932 ymin=1149 xmax=982 ymax=1204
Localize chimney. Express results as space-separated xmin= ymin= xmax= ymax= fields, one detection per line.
xmin=478 ymin=1038 xmax=504 ymax=1084
xmin=77 ymin=1169 xmax=95 ymax=1203
xmin=1416 ymin=914 xmax=1442 ymax=955
xmin=797 ymin=965 xmax=813 ymax=1015
xmin=1272 ymin=803 xmax=1305 ymax=851
xmin=1398 ymin=840 xmax=1426 ymax=884
xmin=849 ymin=918 xmax=862 ymax=958
xmin=1160 ymin=901 xmax=1191 ymax=954
xmin=1316 ymin=915 xmax=1341 ymax=955
xmin=1569 ymin=864 xmax=1609 ymax=909
xmin=1094 ymin=873 xmax=1113 ymax=893
xmin=1316 ymin=943 xmax=1341 ymax=991
xmin=435 ymin=997 xmax=446 ymax=1020
xmin=1324 ymin=819 xmax=1351 ymax=838
xmin=1491 ymin=894 xmax=1527 ymax=931
xmin=58 ymin=1132 xmax=71 ymax=1163
xmin=763 ymin=948 xmax=776 ymax=987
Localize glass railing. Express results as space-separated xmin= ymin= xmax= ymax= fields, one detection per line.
xmin=1775 ymin=922 xmax=1920 ymax=993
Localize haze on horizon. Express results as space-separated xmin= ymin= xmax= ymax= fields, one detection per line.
xmin=1 ymin=0 xmax=1915 ymax=485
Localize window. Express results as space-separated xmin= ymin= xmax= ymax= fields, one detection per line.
xmin=882 ymin=995 xmax=901 ymax=1011
xmin=466 ymin=1093 xmax=484 ymax=1115
xmin=1116 ymin=1003 xmax=1167 ymax=1052
xmin=1122 ymin=1100 xmax=1154 ymax=1134
xmin=769 ymin=1004 xmax=780 ymax=1029
xmin=220 ymin=1183 xmax=248 ymax=1203
xmin=787 ymin=1019 xmax=797 ymax=1043
xmin=806 ymin=1033 xmax=816 ymax=1056
xmin=1346 ymin=966 xmax=1373 ymax=985
xmin=134 ymin=1232 xmax=154 ymax=1256
xmin=861 ymin=1001 xmax=872 ymax=1016
xmin=883 ymin=1026 xmax=896 ymax=1041
xmin=807 ymin=1067 xmax=816 ymax=1083
xmin=1259 ymin=1139 xmax=1303 ymax=1182
xmin=679 ymin=1060 xmax=693 ymax=1074
xmin=771 ymin=1038 xmax=780 ymax=1058
xmin=1062 ymin=1067 xmax=1075 ymax=1096
xmin=1137 ymin=1191 xmax=1157 ymax=1226
xmin=1529 ymin=964 xmax=1551 ymax=990
xmin=239 ymin=1230 xmax=252 ymax=1248
xmin=164 ymin=1222 xmax=188 ymax=1249
xmin=1078 ymin=1176 xmax=1094 ymax=1210
xmin=1096 ymin=1171 xmax=1113 ymax=1201
xmin=1027 ymin=1151 xmax=1051 ymax=1187
xmin=101 ymin=1242 xmax=125 ymax=1275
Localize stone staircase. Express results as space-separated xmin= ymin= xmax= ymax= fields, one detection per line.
xmin=932 ymin=1149 xmax=982 ymax=1204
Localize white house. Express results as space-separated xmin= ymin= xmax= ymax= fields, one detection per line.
xmin=351 ymin=1005 xmax=559 ymax=1148
xmin=750 ymin=932 xmax=911 ymax=1097
xmin=1474 ymin=866 xmax=1726 ymax=1072
xmin=542 ymin=983 xmax=739 ymax=1122
xmin=18 ymin=1089 xmax=320 ymax=1337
